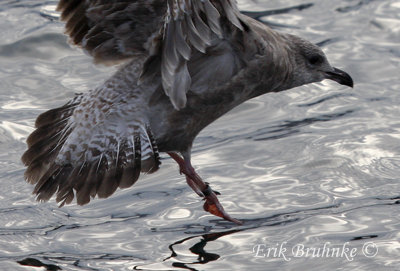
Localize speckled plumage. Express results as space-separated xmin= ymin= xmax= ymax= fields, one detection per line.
xmin=23 ymin=0 xmax=353 ymax=215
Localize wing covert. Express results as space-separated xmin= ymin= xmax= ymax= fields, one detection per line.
xmin=57 ymin=0 xmax=245 ymax=109
xmin=157 ymin=0 xmax=245 ymax=109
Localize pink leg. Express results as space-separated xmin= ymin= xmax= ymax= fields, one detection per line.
xmin=185 ymin=175 xmax=204 ymax=197
xmin=168 ymin=152 xmax=243 ymax=225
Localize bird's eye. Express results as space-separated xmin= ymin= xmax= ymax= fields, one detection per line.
xmin=308 ymin=55 xmax=323 ymax=65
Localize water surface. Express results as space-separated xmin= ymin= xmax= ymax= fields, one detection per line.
xmin=1 ymin=0 xmax=400 ymax=270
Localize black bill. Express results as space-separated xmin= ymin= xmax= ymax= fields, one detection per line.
xmin=326 ymin=67 xmax=354 ymax=88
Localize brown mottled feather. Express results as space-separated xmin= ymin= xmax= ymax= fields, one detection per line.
xmin=57 ymin=0 xmax=84 ymax=21
xmin=26 ymin=120 xmax=68 ymax=148
xmin=97 ymin=167 xmax=120 ymax=199
xmin=24 ymin=90 xmax=160 ymax=206
xmin=56 ymin=0 xmax=167 ymax=62
xmin=71 ymin=163 xmax=92 ymax=205
xmin=55 ymin=0 xmax=244 ymax=108
xmin=22 ymin=133 xmax=65 ymax=167
xmin=55 ymin=165 xmax=81 ymax=204
xmin=34 ymin=96 xmax=81 ymax=128
xmin=119 ymin=166 xmax=141 ymax=189
xmin=34 ymin=165 xmax=67 ymax=202
xmin=142 ymin=126 xmax=160 ymax=173
xmin=75 ymin=164 xmax=99 ymax=205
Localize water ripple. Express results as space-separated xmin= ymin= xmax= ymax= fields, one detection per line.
xmin=1 ymin=0 xmax=400 ymax=270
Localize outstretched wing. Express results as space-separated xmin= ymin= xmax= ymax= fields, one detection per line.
xmin=57 ymin=0 xmax=244 ymax=109
xmin=22 ymin=88 xmax=161 ymax=207
xmin=57 ymin=0 xmax=166 ymax=63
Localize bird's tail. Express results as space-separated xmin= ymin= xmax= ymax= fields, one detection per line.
xmin=22 ymin=94 xmax=160 ymax=206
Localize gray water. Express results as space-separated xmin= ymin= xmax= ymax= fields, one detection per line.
xmin=1 ymin=0 xmax=399 ymax=270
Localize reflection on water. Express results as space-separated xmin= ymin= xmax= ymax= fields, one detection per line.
xmin=135 ymin=195 xmax=400 ymax=270
xmin=18 ymin=258 xmax=61 ymax=270
xmin=160 ymin=230 xmax=240 ymax=270
xmin=1 ymin=0 xmax=400 ymax=270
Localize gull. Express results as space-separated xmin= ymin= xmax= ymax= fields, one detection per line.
xmin=22 ymin=0 xmax=353 ymax=224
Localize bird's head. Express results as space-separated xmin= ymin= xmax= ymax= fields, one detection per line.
xmin=283 ymin=34 xmax=353 ymax=89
